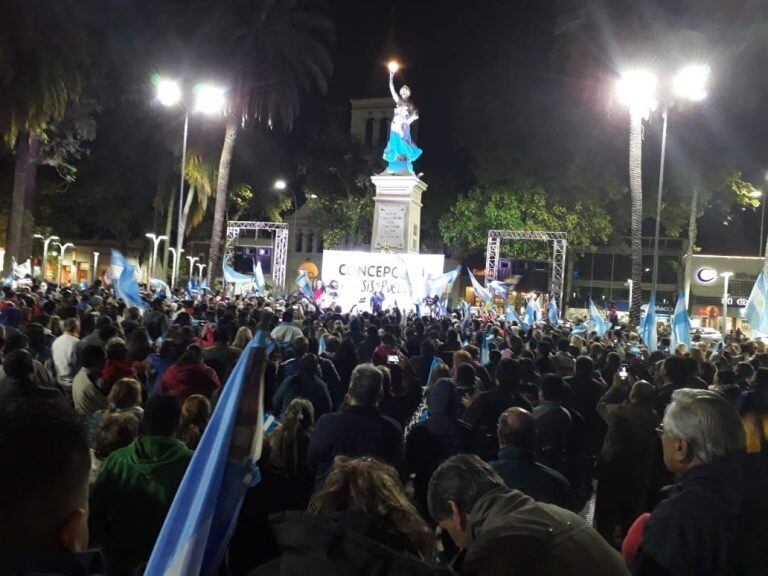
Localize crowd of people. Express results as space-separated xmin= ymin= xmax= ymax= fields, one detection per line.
xmin=1 ymin=282 xmax=767 ymax=575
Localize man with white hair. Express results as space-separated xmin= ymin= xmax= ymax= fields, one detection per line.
xmin=632 ymin=388 xmax=768 ymax=575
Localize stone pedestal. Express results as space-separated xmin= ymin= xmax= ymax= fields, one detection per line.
xmin=370 ymin=174 xmax=427 ymax=253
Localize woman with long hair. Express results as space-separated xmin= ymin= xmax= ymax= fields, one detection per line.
xmin=177 ymin=394 xmax=212 ymax=450
xmin=232 ymin=326 xmax=253 ymax=350
xmin=250 ymin=456 xmax=449 ymax=575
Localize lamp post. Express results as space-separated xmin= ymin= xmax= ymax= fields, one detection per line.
xmin=33 ymin=234 xmax=60 ymax=280
xmin=750 ymin=189 xmax=765 ymax=256
xmin=186 ymin=256 xmax=199 ymax=281
xmin=626 ymin=279 xmax=633 ymax=311
xmin=720 ymin=271 xmax=733 ymax=338
xmin=274 ymin=179 xmax=299 ymax=235
xmin=145 ymin=233 xmax=168 ymax=280
xmin=168 ymin=247 xmax=183 ymax=289
xmin=196 ymin=262 xmax=206 ymax=284
xmin=155 ymin=77 xmax=226 ymax=286
xmin=651 ymin=64 xmax=710 ymax=297
xmin=92 ymin=252 xmax=100 ymax=284
xmin=54 ymin=242 xmax=74 ymax=286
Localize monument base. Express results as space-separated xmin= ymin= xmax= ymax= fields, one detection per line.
xmin=370 ymin=174 xmax=427 ymax=254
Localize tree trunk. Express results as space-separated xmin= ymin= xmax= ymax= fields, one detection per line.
xmin=180 ymin=185 xmax=196 ymax=244
xmin=683 ymin=186 xmax=699 ymax=303
xmin=19 ymin=135 xmax=40 ymax=263
xmin=628 ymin=113 xmax=644 ymax=327
xmin=162 ymin=188 xmax=175 ymax=281
xmin=4 ymin=134 xmax=34 ymax=272
xmin=207 ymin=118 xmax=238 ymax=285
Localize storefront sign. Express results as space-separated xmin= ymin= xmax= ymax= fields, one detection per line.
xmin=695 ymin=267 xmax=718 ymax=284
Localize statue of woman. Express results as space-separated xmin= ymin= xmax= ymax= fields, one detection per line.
xmin=383 ymin=64 xmax=422 ymax=175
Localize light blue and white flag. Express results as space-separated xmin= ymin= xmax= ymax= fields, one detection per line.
xmin=639 ymin=292 xmax=658 ymax=352
xmin=146 ymin=331 xmax=272 ymax=576
xmin=149 ymin=277 xmax=171 ymax=299
xmin=547 ymin=297 xmax=560 ymax=325
xmin=429 ymin=266 xmax=461 ymax=298
xmin=523 ymin=298 xmax=538 ymax=330
xmin=744 ymin=271 xmax=768 ymax=336
xmin=223 ymin=260 xmax=255 ymax=285
xmin=317 ymin=334 xmax=327 ymax=356
xmin=505 ymin=305 xmax=521 ymax=326
xmin=588 ymin=299 xmax=607 ymax=337
xmin=670 ymin=291 xmax=692 ymax=352
xmin=263 ymin=412 xmax=279 ymax=434
xmin=488 ymin=280 xmax=509 ymax=299
xmin=460 ymin=299 xmax=472 ymax=330
xmin=468 ymin=269 xmax=492 ymax=303
xmin=480 ymin=331 xmax=490 ymax=365
xmin=295 ymin=270 xmax=313 ymax=299
xmin=110 ymin=250 xmax=146 ymax=309
xmin=252 ymin=259 xmax=265 ymax=294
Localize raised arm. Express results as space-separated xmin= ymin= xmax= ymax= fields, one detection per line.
xmin=389 ymin=72 xmax=399 ymax=103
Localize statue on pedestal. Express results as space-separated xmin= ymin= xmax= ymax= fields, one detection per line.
xmin=383 ymin=61 xmax=422 ymax=175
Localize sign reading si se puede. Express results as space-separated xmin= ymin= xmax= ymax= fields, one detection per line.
xmin=320 ymin=250 xmax=444 ymax=312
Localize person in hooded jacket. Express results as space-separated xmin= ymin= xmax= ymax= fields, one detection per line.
xmin=406 ymin=378 xmax=470 ymax=517
xmin=253 ymin=456 xmax=453 ymax=576
xmin=89 ymin=395 xmax=192 ymax=574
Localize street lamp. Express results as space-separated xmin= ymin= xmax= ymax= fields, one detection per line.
xmin=186 ymin=255 xmax=199 ymax=281
xmin=168 ymin=247 xmax=184 ymax=289
xmin=274 ymin=179 xmax=299 ymax=235
xmin=155 ymin=76 xmax=226 ymax=286
xmin=33 ymin=234 xmax=60 ymax=280
xmin=751 ymin=190 xmax=765 ymax=256
xmin=145 ymin=233 xmax=168 ymax=280
xmin=54 ymin=242 xmax=73 ymax=286
xmin=196 ymin=262 xmax=206 ymax=284
xmin=651 ymin=64 xmax=710 ymax=297
xmin=720 ymin=271 xmax=733 ymax=337
xmin=92 ymin=252 xmax=100 ymax=284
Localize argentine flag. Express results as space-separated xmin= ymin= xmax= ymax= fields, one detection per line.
xmin=639 ymin=293 xmax=658 ymax=352
xmin=146 ymin=331 xmax=272 ymax=575
xmin=670 ymin=291 xmax=692 ymax=352
xmin=488 ymin=280 xmax=508 ymax=299
xmin=468 ymin=269 xmax=492 ymax=303
xmin=480 ymin=331 xmax=490 ymax=365
xmin=588 ymin=299 xmax=608 ymax=337
xmin=429 ymin=266 xmax=461 ymax=297
xmin=111 ymin=250 xmax=146 ymax=309
xmin=505 ymin=305 xmax=521 ymax=326
xmin=744 ymin=271 xmax=768 ymax=336
xmin=252 ymin=259 xmax=266 ymax=294
xmin=547 ymin=297 xmax=560 ymax=325
xmin=295 ymin=270 xmax=313 ymax=299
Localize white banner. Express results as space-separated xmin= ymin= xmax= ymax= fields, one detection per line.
xmin=320 ymin=250 xmax=445 ymax=312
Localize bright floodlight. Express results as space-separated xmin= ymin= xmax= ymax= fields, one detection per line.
xmin=673 ymin=64 xmax=710 ymax=102
xmin=749 ymin=189 xmax=763 ymax=199
xmin=387 ymin=60 xmax=400 ymax=74
xmin=156 ymin=79 xmax=182 ymax=107
xmin=193 ymin=84 xmax=226 ymax=114
xmin=616 ymin=70 xmax=658 ymax=117
xmin=274 ymin=179 xmax=287 ymax=190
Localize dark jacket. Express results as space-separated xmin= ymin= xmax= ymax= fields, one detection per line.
xmin=565 ymin=373 xmax=607 ymax=456
xmin=632 ymin=452 xmax=768 ymax=576
xmin=272 ymin=373 xmax=332 ymax=419
xmin=307 ymin=406 xmax=404 ymax=480
xmin=252 ymin=511 xmax=454 ymax=576
xmin=405 ymin=379 xmax=470 ymax=516
xmin=489 ymin=445 xmax=572 ymax=509
xmin=0 ymin=550 xmax=105 ymax=576
xmin=462 ymin=387 xmax=532 ymax=460
xmin=533 ymin=401 xmax=572 ymax=473
xmin=454 ymin=488 xmax=628 ymax=576
xmin=202 ymin=342 xmax=241 ymax=382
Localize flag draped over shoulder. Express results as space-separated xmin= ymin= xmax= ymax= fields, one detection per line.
xmin=110 ymin=250 xmax=145 ymax=309
xmin=639 ymin=293 xmax=658 ymax=352
xmin=295 ymin=270 xmax=313 ymax=299
xmin=468 ymin=269 xmax=492 ymax=303
xmin=744 ymin=271 xmax=768 ymax=336
xmin=145 ymin=331 xmax=272 ymax=576
xmin=429 ymin=266 xmax=460 ymax=298
xmin=588 ymin=299 xmax=607 ymax=337
xmin=670 ymin=291 xmax=692 ymax=352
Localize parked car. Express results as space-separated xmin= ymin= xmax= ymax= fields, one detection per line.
xmin=691 ymin=326 xmax=723 ymax=345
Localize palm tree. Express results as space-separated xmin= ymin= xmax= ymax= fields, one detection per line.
xmin=204 ymin=0 xmax=334 ymax=284
xmin=627 ymin=110 xmax=644 ymax=325
xmin=0 ymin=0 xmax=87 ymax=272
